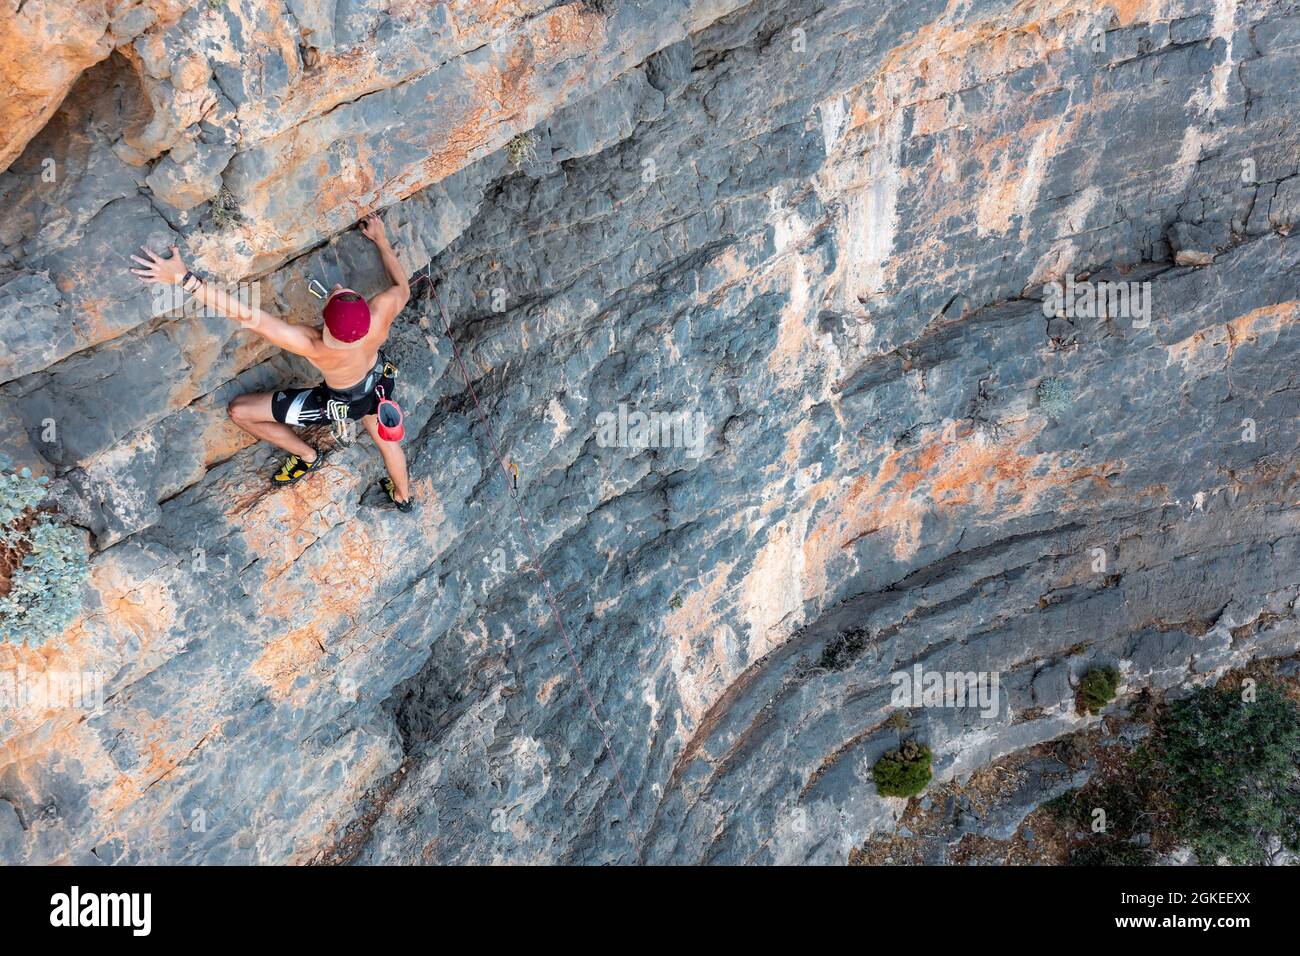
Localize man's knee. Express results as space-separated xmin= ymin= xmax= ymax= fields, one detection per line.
xmin=228 ymin=395 xmax=262 ymax=425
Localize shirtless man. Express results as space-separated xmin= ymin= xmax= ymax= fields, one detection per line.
xmin=130 ymin=214 xmax=413 ymax=510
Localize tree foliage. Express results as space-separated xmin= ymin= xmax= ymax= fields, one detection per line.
xmin=873 ymin=740 xmax=933 ymax=798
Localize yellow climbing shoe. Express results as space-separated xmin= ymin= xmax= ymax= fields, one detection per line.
xmin=378 ymin=478 xmax=413 ymax=513
xmin=272 ymin=448 xmax=326 ymax=485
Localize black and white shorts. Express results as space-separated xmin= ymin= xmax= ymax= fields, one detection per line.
xmin=270 ymin=361 xmax=396 ymax=426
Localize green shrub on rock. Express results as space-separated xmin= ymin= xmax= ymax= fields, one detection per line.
xmin=1079 ymin=666 xmax=1120 ymax=714
xmin=0 ymin=458 xmax=88 ymax=646
xmin=1156 ymin=682 xmax=1300 ymax=864
xmin=872 ymin=740 xmax=933 ymax=798
xmin=507 ymin=131 xmax=538 ymax=167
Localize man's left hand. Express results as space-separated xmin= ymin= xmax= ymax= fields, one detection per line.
xmin=359 ymin=214 xmax=388 ymax=246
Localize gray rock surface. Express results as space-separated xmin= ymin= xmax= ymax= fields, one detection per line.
xmin=0 ymin=0 xmax=1297 ymax=865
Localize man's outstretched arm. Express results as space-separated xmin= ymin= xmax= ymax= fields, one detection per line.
xmin=130 ymin=245 xmax=318 ymax=357
xmin=359 ymin=214 xmax=409 ymax=329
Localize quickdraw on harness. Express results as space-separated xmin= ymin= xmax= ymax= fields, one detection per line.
xmin=318 ymin=356 xmax=405 ymax=446
xmin=326 ymin=398 xmax=355 ymax=445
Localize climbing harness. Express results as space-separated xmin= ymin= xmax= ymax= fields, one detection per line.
xmin=268 ymin=353 xmax=397 ymax=449
xmin=418 ymin=268 xmax=637 ymax=831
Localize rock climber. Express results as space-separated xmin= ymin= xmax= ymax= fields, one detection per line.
xmin=129 ymin=214 xmax=414 ymax=511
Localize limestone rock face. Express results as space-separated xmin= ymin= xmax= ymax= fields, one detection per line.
xmin=0 ymin=0 xmax=1297 ymax=864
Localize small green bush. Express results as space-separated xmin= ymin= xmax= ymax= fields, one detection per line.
xmin=1156 ymin=682 xmax=1300 ymax=864
xmin=209 ymin=185 xmax=241 ymax=230
xmin=1036 ymin=377 xmax=1074 ymax=418
xmin=884 ymin=711 xmax=910 ymax=732
xmin=1079 ymin=666 xmax=1120 ymax=714
xmin=0 ymin=458 xmax=88 ymax=646
xmin=506 ymin=131 xmax=537 ymax=167
xmin=872 ymin=740 xmax=932 ymax=798
xmin=817 ymin=627 xmax=867 ymax=671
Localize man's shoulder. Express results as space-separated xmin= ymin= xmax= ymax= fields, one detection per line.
xmin=368 ymin=291 xmax=405 ymax=336
xmin=298 ymin=325 xmax=330 ymax=359
xmin=371 ymin=286 xmax=406 ymax=314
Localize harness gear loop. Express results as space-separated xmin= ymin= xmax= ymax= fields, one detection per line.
xmin=325 ymin=398 xmax=354 ymax=445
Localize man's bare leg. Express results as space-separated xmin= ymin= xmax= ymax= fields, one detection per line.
xmin=228 ymin=393 xmax=318 ymax=461
xmin=361 ymin=414 xmax=410 ymax=502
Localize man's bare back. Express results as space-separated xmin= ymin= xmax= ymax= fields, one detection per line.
xmin=303 ymin=287 xmax=402 ymax=390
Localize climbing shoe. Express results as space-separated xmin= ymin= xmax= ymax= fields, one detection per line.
xmin=376 ymin=477 xmax=413 ymax=513
xmin=272 ymin=448 xmax=327 ymax=486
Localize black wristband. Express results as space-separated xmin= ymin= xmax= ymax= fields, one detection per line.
xmin=181 ymin=271 xmax=203 ymax=293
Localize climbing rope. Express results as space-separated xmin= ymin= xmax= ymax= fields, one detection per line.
xmin=414 ymin=270 xmax=638 ymax=835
